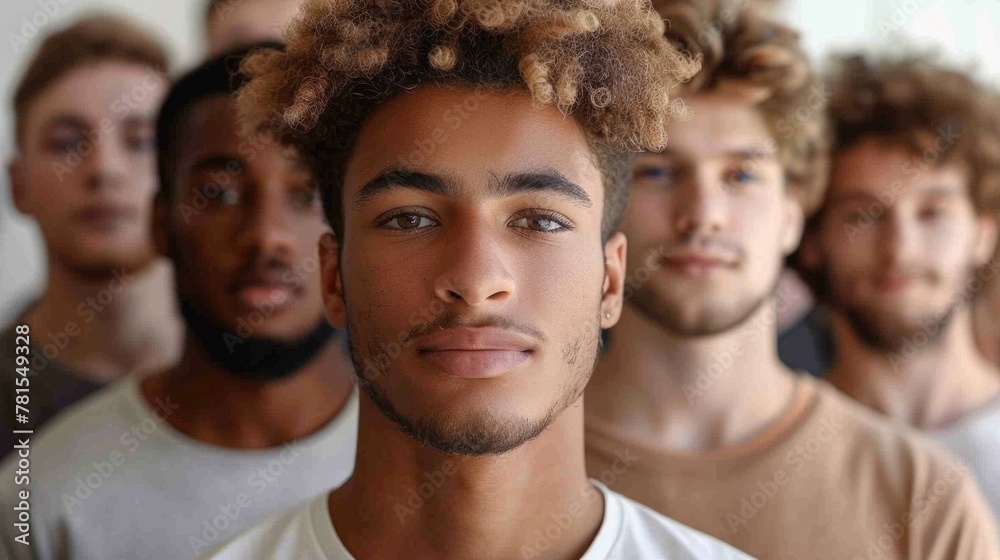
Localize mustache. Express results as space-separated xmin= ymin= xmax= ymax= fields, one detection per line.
xmin=659 ymin=237 xmax=745 ymax=260
xmin=226 ymin=255 xmax=301 ymax=293
xmin=403 ymin=312 xmax=547 ymax=347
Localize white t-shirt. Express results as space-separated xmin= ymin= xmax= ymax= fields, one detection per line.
xmin=930 ymin=398 xmax=1000 ymax=519
xmin=0 ymin=377 xmax=358 ymax=560
xmin=198 ymin=480 xmax=753 ymax=559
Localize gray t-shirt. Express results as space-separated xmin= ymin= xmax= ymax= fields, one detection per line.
xmin=0 ymin=377 xmax=358 ymax=559
xmin=0 ymin=319 xmax=103 ymax=460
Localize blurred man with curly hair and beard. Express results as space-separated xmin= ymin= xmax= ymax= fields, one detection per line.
xmin=584 ymin=1 xmax=1000 ymax=558
xmin=198 ymin=1 xmax=753 ymax=559
xmin=796 ymin=54 xmax=1000 ymax=521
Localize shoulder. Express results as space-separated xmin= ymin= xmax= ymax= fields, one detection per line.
xmin=809 ymin=378 xmax=961 ymax=471
xmin=811 ymin=381 xmax=1000 ymax=555
xmin=0 ymin=379 xmax=139 ymax=502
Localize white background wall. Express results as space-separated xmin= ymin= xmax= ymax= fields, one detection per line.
xmin=2 ymin=0 xmax=999 ymax=325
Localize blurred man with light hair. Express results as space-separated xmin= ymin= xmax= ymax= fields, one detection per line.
xmin=0 ymin=15 xmax=182 ymax=458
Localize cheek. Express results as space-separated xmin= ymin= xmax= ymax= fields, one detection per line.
xmin=343 ymin=246 xmax=429 ymax=325
xmin=526 ymin=244 xmax=605 ymax=336
xmin=624 ymin=191 xmax=668 ymax=232
xmin=125 ymin=155 xmax=158 ymax=197
xmin=732 ymin=197 xmax=785 ymax=256
xmin=924 ymin=223 xmax=978 ymax=278
xmin=26 ymin=160 xmax=72 ymax=199
xmin=820 ymin=225 xmax=877 ymax=285
xmin=622 ymin=193 xmax=669 ymax=262
xmin=293 ymin=229 xmax=329 ymax=294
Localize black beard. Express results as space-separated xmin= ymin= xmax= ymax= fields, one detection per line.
xmin=179 ymin=297 xmax=336 ymax=382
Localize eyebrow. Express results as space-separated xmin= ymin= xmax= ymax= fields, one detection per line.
xmin=656 ymin=148 xmax=776 ymax=161
xmin=354 ymin=167 xmax=592 ymax=209
xmin=187 ymin=154 xmax=243 ymax=177
xmin=830 ymin=185 xmax=964 ymax=205
xmin=43 ymin=114 xmax=91 ymax=132
xmin=492 ymin=168 xmax=592 ymax=208
xmin=727 ymin=149 xmax=775 ymax=161
xmin=122 ymin=115 xmax=156 ymax=129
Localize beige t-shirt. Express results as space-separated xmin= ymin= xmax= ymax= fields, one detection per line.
xmin=586 ymin=375 xmax=1000 ymax=560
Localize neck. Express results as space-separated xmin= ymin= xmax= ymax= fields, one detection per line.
xmin=586 ymin=300 xmax=797 ymax=452
xmin=330 ymin=397 xmax=602 ymax=560
xmin=24 ymin=258 xmax=183 ymax=383
xmin=827 ymin=306 xmax=1000 ymax=430
xmin=141 ymin=332 xmax=355 ymax=448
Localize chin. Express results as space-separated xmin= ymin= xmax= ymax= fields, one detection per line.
xmin=65 ymin=252 xmax=153 ymax=278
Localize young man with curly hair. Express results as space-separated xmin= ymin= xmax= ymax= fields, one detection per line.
xmin=0 ymin=16 xmax=182 ymax=458
xmin=584 ymin=2 xmax=1000 ymax=558
xmin=200 ymin=1 xmax=751 ymax=559
xmin=797 ymin=54 xmax=1000 ymax=520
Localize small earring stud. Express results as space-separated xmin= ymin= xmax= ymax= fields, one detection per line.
xmin=604 ymin=312 xmax=611 ymax=319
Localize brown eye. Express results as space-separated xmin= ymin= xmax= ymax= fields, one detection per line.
xmin=508 ymin=211 xmax=572 ymax=233
xmin=396 ymin=215 xmax=421 ymax=229
xmin=380 ymin=212 xmax=437 ymax=231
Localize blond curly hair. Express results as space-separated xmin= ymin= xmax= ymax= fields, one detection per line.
xmin=236 ymin=0 xmax=699 ymax=240
xmin=652 ymin=0 xmax=829 ymax=215
xmin=825 ymin=54 xmax=1000 ymax=212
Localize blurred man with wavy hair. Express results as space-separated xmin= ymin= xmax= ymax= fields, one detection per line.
xmin=797 ymin=54 xmax=1000 ymax=520
xmin=585 ymin=1 xmax=999 ymax=558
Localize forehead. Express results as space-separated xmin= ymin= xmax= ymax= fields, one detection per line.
xmin=662 ymin=93 xmax=774 ymax=157
xmin=345 ymin=86 xmax=603 ymax=199
xmin=207 ymin=0 xmax=301 ymax=44
xmin=25 ymin=61 xmax=165 ymax=127
xmin=179 ymin=95 xmax=242 ymax=153
xmin=177 ymin=94 xmax=303 ymax=170
xmin=829 ymin=137 xmax=969 ymax=202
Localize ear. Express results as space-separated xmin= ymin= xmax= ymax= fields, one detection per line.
xmin=319 ymin=232 xmax=347 ymax=329
xmin=780 ymin=188 xmax=806 ymax=257
xmin=973 ymin=211 xmax=999 ymax=268
xmin=8 ymin=156 xmax=31 ymax=217
xmin=600 ymin=231 xmax=627 ymax=329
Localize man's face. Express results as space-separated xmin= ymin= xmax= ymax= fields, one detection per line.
xmin=12 ymin=61 xmax=166 ymax=277
xmin=206 ymin=0 xmax=301 ymax=56
xmin=624 ymin=93 xmax=801 ymax=335
xmin=321 ymin=86 xmax=625 ymax=455
xmin=808 ymin=136 xmax=995 ymax=352
xmin=163 ymin=95 xmax=328 ymax=342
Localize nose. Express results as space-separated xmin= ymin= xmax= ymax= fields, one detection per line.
xmin=235 ymin=185 xmax=297 ymax=261
xmin=880 ymin=212 xmax=918 ymax=267
xmin=433 ymin=220 xmax=515 ymax=308
xmin=83 ymin=138 xmax=128 ymax=192
xmin=672 ymin=171 xmax=727 ymax=237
